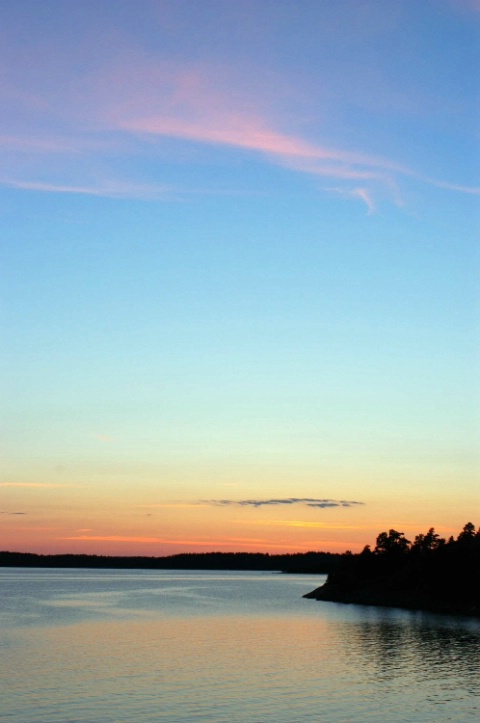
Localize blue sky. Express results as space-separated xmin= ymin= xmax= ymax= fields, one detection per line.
xmin=1 ymin=0 xmax=479 ymax=554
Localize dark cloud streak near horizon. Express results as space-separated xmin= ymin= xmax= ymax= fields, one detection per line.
xmin=204 ymin=498 xmax=364 ymax=509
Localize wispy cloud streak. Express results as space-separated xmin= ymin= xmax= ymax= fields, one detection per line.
xmin=1 ymin=50 xmax=477 ymax=206
xmin=204 ymin=498 xmax=365 ymax=509
xmin=115 ymin=72 xmax=404 ymax=200
xmin=109 ymin=61 xmax=478 ymax=203
xmin=426 ymin=178 xmax=480 ymax=196
xmin=324 ymin=186 xmax=377 ymax=213
xmin=0 ymin=177 xmax=173 ymax=200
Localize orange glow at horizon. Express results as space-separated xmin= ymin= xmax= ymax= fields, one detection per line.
xmin=2 ymin=473 xmax=476 ymax=558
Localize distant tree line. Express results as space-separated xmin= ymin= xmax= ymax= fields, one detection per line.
xmin=0 ymin=549 xmax=340 ymax=573
xmin=305 ymin=522 xmax=480 ymax=615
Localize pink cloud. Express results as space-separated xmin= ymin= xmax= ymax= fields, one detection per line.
xmin=123 ymin=114 xmax=380 ymax=167
xmin=1 ymin=52 xmax=477 ymax=207
xmin=104 ymin=60 xmax=478 ymax=204
xmin=109 ymin=61 xmax=405 ymax=192
xmin=0 ymin=49 xmax=400 ymax=208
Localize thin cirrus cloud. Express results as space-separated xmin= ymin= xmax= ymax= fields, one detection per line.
xmin=0 ymin=50 xmax=406 ymax=206
xmin=1 ymin=51 xmax=478 ymax=206
xmin=121 ymin=113 xmax=388 ymax=172
xmin=121 ymin=112 xmax=398 ymax=214
xmin=112 ymin=64 xmax=404 ymax=210
xmin=110 ymin=61 xmax=479 ymax=202
xmin=0 ymin=177 xmax=173 ymax=200
xmin=323 ymin=186 xmax=377 ymax=214
xmin=204 ymin=498 xmax=365 ymax=509
xmin=121 ymin=107 xmax=480 ymax=203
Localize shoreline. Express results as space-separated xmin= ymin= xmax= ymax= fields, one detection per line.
xmin=303 ymin=580 xmax=480 ymax=618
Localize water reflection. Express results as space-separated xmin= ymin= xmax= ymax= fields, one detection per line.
xmin=2 ymin=570 xmax=479 ymax=723
xmin=339 ymin=612 xmax=479 ymax=680
xmin=328 ymin=608 xmax=480 ymax=716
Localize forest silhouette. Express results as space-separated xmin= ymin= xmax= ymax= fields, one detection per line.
xmin=304 ymin=522 xmax=480 ymax=616
xmin=0 ymin=549 xmax=338 ymax=573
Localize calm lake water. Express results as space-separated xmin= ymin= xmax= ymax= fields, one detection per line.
xmin=1 ymin=568 xmax=479 ymax=722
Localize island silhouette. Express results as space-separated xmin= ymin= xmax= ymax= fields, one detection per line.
xmin=304 ymin=522 xmax=480 ymax=616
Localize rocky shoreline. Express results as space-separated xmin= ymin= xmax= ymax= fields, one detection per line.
xmin=303 ymin=578 xmax=480 ymax=618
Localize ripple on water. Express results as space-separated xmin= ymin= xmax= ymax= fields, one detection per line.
xmin=1 ymin=569 xmax=479 ymax=723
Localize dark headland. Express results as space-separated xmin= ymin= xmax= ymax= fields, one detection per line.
xmin=304 ymin=523 xmax=480 ymax=617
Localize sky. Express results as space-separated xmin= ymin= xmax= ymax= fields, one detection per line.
xmin=1 ymin=0 xmax=479 ymax=556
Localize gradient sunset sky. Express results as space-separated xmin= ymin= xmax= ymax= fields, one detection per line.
xmin=1 ymin=0 xmax=479 ymax=556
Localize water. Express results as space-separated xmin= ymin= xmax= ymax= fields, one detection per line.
xmin=1 ymin=568 xmax=479 ymax=722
